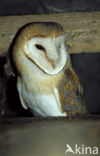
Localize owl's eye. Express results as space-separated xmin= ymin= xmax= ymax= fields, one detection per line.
xmin=35 ymin=44 xmax=45 ymax=51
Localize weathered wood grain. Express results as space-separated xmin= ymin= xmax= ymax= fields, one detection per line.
xmin=0 ymin=117 xmax=100 ymax=156
xmin=0 ymin=11 xmax=100 ymax=56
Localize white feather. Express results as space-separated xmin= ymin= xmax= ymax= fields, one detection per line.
xmin=17 ymin=79 xmax=66 ymax=117
xmin=30 ymin=94 xmax=67 ymax=117
xmin=53 ymin=88 xmax=62 ymax=112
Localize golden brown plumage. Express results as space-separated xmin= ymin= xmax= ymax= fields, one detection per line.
xmin=57 ymin=64 xmax=86 ymax=116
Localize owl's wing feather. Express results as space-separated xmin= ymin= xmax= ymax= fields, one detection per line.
xmin=17 ymin=77 xmax=28 ymax=110
xmin=53 ymin=88 xmax=63 ymax=112
xmin=57 ymin=66 xmax=87 ymax=116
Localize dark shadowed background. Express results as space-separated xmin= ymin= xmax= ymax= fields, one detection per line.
xmin=0 ymin=0 xmax=100 ymax=117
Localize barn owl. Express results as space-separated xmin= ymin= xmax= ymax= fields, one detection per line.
xmin=9 ymin=22 xmax=87 ymax=117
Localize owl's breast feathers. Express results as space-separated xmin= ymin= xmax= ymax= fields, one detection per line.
xmin=57 ymin=65 xmax=87 ymax=116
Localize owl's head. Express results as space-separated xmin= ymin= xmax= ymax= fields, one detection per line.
xmin=12 ymin=22 xmax=70 ymax=75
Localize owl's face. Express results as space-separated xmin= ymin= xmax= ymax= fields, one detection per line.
xmin=24 ymin=35 xmax=68 ymax=75
xmin=12 ymin=22 xmax=69 ymax=75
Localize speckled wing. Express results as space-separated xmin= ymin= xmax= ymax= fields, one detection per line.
xmin=57 ymin=65 xmax=87 ymax=116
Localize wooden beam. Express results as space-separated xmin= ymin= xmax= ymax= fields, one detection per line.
xmin=0 ymin=117 xmax=100 ymax=156
xmin=0 ymin=11 xmax=100 ymax=56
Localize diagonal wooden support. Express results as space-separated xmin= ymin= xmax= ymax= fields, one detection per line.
xmin=0 ymin=11 xmax=100 ymax=56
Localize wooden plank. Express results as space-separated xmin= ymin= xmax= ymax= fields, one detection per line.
xmin=0 ymin=117 xmax=100 ymax=156
xmin=0 ymin=11 xmax=100 ymax=56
